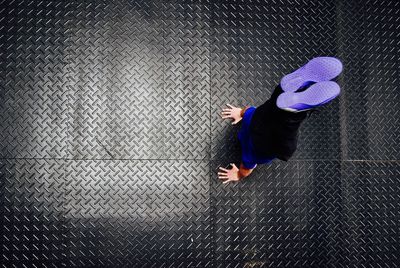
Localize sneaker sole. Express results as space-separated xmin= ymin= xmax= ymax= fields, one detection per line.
xmin=280 ymin=57 xmax=343 ymax=92
xmin=276 ymin=81 xmax=340 ymax=112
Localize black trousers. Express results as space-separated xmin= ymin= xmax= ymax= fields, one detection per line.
xmin=249 ymin=85 xmax=309 ymax=161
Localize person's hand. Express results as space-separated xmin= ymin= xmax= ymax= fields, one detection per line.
xmin=221 ymin=104 xmax=242 ymax=125
xmin=218 ymin=163 xmax=240 ymax=183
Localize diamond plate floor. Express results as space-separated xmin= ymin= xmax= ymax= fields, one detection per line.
xmin=1 ymin=0 xmax=399 ymax=267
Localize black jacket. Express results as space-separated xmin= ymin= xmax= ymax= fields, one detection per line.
xmin=249 ymin=85 xmax=308 ymax=161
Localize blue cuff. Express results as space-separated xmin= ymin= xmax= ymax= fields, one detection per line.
xmin=242 ymin=162 xmax=257 ymax=169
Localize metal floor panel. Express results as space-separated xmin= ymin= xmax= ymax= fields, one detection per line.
xmin=1 ymin=0 xmax=400 ymax=267
xmin=66 ymin=0 xmax=165 ymax=159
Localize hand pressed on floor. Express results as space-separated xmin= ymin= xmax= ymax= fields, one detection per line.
xmin=218 ymin=163 xmax=240 ymax=183
xmin=221 ymin=104 xmax=242 ymax=125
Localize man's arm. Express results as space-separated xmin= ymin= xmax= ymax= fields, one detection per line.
xmin=238 ymin=162 xmax=254 ymax=179
xmin=240 ymin=106 xmax=250 ymax=117
xmin=218 ymin=163 xmax=255 ymax=183
xmin=221 ymin=104 xmax=250 ymax=124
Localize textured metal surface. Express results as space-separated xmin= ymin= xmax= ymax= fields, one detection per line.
xmin=341 ymin=161 xmax=400 ymax=267
xmin=336 ymin=0 xmax=400 ymax=160
xmin=211 ymin=161 xmax=301 ymax=267
xmin=66 ymin=0 xmax=165 ymax=159
xmin=0 ymin=1 xmax=71 ymax=158
xmin=1 ymin=159 xmax=66 ymax=267
xmin=1 ymin=0 xmax=400 ymax=267
xmin=64 ymin=160 xmax=210 ymax=267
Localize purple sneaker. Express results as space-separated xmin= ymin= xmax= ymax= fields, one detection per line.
xmin=276 ymin=81 xmax=340 ymax=112
xmin=280 ymin=57 xmax=343 ymax=92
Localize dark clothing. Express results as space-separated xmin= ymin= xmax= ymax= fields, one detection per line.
xmin=238 ymin=107 xmax=276 ymax=169
xmin=249 ymin=85 xmax=308 ymax=161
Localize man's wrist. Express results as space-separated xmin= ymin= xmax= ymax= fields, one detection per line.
xmin=238 ymin=163 xmax=254 ymax=179
xmin=237 ymin=169 xmax=248 ymax=179
xmin=240 ymin=106 xmax=250 ymax=117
